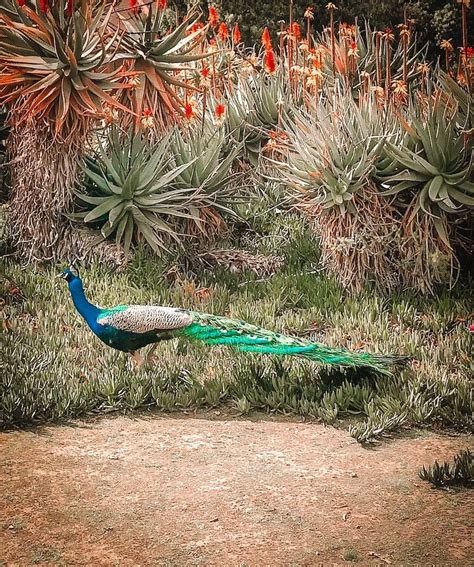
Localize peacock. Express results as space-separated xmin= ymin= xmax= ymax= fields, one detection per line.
xmin=59 ymin=266 xmax=407 ymax=374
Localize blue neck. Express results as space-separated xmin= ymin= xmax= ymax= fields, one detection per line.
xmin=68 ymin=277 xmax=101 ymax=327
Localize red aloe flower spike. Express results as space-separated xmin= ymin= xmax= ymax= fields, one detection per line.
xmin=157 ymin=0 xmax=167 ymax=9
xmin=130 ymin=0 xmax=138 ymax=14
xmin=66 ymin=0 xmax=73 ymax=17
xmin=218 ymin=22 xmax=228 ymax=41
xmin=209 ymin=6 xmax=219 ymax=27
xmin=233 ymin=23 xmax=241 ymax=44
xmin=215 ymin=103 xmax=225 ymax=119
xmin=291 ymin=22 xmax=301 ymax=41
xmin=17 ymin=0 xmax=26 ymax=6
xmin=184 ymin=103 xmax=194 ymax=120
xmin=39 ymin=0 xmax=49 ymax=12
xmin=262 ymin=27 xmax=272 ymax=50
xmin=264 ymin=48 xmax=276 ymax=73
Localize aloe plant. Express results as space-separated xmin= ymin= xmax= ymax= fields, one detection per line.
xmin=278 ymin=94 xmax=400 ymax=292
xmin=0 ymin=0 xmax=128 ymax=262
xmin=0 ymin=0 xmax=126 ymax=135
xmin=116 ymin=6 xmax=209 ymax=131
xmin=224 ymin=73 xmax=288 ymax=166
xmin=377 ymin=102 xmax=474 ymax=243
xmin=168 ymin=125 xmax=243 ymax=234
xmin=281 ymin=94 xmax=390 ymax=213
xmin=75 ymin=128 xmax=200 ymax=255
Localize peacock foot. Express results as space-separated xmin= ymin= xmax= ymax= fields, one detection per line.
xmin=142 ymin=343 xmax=158 ymax=368
xmin=129 ymin=350 xmax=145 ymax=371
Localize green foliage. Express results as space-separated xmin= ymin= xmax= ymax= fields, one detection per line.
xmin=224 ymin=73 xmax=287 ymax=166
xmin=75 ymin=128 xmax=199 ymax=255
xmin=170 ymin=125 xmax=242 ymax=211
xmin=407 ymin=0 xmax=469 ymax=48
xmin=116 ymin=5 xmax=209 ymax=129
xmin=75 ymin=125 xmax=240 ymax=255
xmin=378 ymin=103 xmax=474 ymax=222
xmin=0 ymin=0 xmax=126 ymax=136
xmin=281 ymin=94 xmax=388 ymax=213
xmin=419 ymin=449 xmax=473 ymax=488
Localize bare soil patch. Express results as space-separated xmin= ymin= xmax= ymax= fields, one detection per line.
xmin=1 ymin=413 xmax=472 ymax=566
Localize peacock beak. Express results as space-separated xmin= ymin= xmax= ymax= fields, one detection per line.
xmin=57 ymin=272 xmax=67 ymax=279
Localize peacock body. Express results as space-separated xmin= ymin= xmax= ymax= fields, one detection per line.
xmin=60 ymin=268 xmax=406 ymax=374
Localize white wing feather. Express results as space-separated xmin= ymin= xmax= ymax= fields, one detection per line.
xmin=97 ymin=306 xmax=193 ymax=333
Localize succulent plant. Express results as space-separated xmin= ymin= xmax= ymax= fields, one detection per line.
xmin=281 ymin=94 xmax=389 ymax=214
xmin=224 ymin=73 xmax=288 ymax=166
xmin=75 ymin=128 xmax=200 ymax=256
xmin=0 ymin=0 xmax=127 ymax=136
xmin=169 ymin=124 xmax=243 ymax=234
xmin=116 ymin=5 xmax=209 ymax=131
xmin=377 ymin=102 xmax=474 ymax=241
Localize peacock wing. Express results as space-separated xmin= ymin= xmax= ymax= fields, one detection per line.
xmin=97 ymin=305 xmax=193 ymax=334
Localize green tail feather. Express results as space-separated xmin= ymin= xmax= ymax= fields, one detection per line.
xmin=179 ymin=313 xmax=407 ymax=375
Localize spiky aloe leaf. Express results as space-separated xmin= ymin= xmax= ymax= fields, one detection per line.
xmin=279 ymin=94 xmax=394 ymax=214
xmin=76 ymin=128 xmax=201 ymax=255
xmin=169 ymin=125 xmax=244 ymax=221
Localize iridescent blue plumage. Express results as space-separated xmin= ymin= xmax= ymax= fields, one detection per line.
xmin=60 ymin=269 xmax=169 ymax=354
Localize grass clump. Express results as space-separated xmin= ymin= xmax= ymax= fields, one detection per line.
xmin=419 ymin=449 xmax=473 ymax=489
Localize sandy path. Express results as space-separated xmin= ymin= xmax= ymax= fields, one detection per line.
xmin=1 ymin=413 xmax=473 ymax=566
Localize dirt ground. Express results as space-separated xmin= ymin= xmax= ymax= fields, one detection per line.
xmin=1 ymin=413 xmax=473 ymax=567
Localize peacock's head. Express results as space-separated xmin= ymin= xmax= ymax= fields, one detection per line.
xmin=57 ymin=265 xmax=80 ymax=284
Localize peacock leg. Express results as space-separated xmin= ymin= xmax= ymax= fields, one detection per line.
xmin=129 ymin=350 xmax=145 ymax=370
xmin=146 ymin=343 xmax=158 ymax=367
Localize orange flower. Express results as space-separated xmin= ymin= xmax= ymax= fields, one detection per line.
xmin=66 ymin=0 xmax=73 ymax=16
xmin=233 ymin=23 xmax=241 ymax=44
xmin=184 ymin=103 xmax=194 ymax=120
xmin=218 ymin=22 xmax=228 ymax=41
xmin=291 ymin=22 xmax=301 ymax=41
xmin=17 ymin=0 xmax=26 ymax=5
xmin=264 ymin=48 xmax=276 ymax=73
xmin=215 ymin=103 xmax=225 ymax=119
xmin=39 ymin=0 xmax=48 ymax=11
xmin=200 ymin=67 xmax=210 ymax=78
xmin=157 ymin=0 xmax=167 ymax=9
xmin=463 ymin=46 xmax=474 ymax=58
xmin=209 ymin=6 xmax=219 ymax=27
xmin=187 ymin=21 xmax=204 ymax=35
xmin=261 ymin=27 xmax=272 ymax=51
